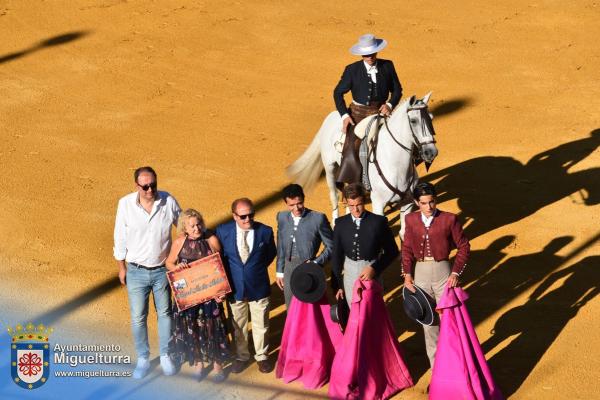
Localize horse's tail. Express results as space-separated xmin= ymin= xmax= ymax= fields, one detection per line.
xmin=286 ymin=127 xmax=324 ymax=191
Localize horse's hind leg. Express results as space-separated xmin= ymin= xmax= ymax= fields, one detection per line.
xmin=324 ymin=164 xmax=340 ymax=222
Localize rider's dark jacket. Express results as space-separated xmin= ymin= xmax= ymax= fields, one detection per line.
xmin=333 ymin=59 xmax=402 ymax=116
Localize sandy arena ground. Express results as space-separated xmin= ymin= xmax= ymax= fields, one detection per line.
xmin=1 ymin=1 xmax=598 ymax=399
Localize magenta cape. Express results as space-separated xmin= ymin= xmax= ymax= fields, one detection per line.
xmin=429 ymin=286 xmax=504 ymax=400
xmin=329 ymin=280 xmax=413 ymax=400
xmin=276 ymin=295 xmax=343 ymax=389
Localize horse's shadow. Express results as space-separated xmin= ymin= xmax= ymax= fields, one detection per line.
xmin=424 ymin=129 xmax=600 ymax=240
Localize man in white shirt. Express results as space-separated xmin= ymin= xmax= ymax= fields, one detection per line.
xmin=113 ymin=166 xmax=181 ymax=379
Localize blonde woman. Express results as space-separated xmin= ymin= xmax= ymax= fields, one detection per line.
xmin=166 ymin=209 xmax=230 ymax=382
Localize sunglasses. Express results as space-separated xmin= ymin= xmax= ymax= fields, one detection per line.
xmin=138 ymin=182 xmax=157 ymax=191
xmin=236 ymin=212 xmax=255 ymax=220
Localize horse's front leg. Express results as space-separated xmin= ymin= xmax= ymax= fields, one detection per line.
xmin=325 ymin=164 xmax=339 ymax=223
xmin=371 ymin=192 xmax=386 ymax=216
xmin=398 ymin=201 xmax=415 ymax=241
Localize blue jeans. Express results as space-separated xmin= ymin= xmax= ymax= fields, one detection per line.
xmin=126 ymin=263 xmax=172 ymax=359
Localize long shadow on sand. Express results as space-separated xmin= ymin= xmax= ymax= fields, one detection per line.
xmin=0 ymin=31 xmax=90 ymax=64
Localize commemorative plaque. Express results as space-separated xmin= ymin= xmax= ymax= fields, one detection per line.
xmin=166 ymin=252 xmax=231 ymax=312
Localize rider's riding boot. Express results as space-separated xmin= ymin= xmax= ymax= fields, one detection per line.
xmin=336 ymin=128 xmax=363 ymax=187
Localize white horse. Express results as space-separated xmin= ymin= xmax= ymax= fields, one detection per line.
xmin=287 ymin=93 xmax=438 ymax=238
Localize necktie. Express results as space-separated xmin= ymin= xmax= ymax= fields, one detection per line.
xmin=368 ymin=65 xmax=378 ymax=83
xmin=240 ymin=230 xmax=250 ymax=263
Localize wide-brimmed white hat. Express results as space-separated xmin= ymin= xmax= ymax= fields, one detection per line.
xmin=349 ymin=33 xmax=387 ymax=56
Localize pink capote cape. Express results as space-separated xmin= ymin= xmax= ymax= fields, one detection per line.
xmin=430 ymin=286 xmax=504 ymax=400
xmin=329 ymin=280 xmax=414 ymax=400
xmin=276 ymin=295 xmax=343 ymax=389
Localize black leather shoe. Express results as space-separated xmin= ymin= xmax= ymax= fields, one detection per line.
xmin=231 ymin=359 xmax=247 ymax=374
xmin=257 ymin=359 xmax=273 ymax=373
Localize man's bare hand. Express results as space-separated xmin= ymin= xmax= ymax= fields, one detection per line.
xmin=118 ymin=269 xmax=127 ymax=285
xmin=215 ymin=295 xmax=226 ymax=303
xmin=342 ymin=116 xmax=355 ymax=133
xmin=335 ymin=289 xmax=345 ymax=300
xmin=404 ymin=274 xmax=415 ymax=292
xmin=175 ymin=262 xmax=189 ymax=271
xmin=359 ymin=265 xmax=376 ymax=281
xmin=447 ymin=274 xmax=459 ymax=288
xmin=276 ymin=277 xmax=284 ymax=290
xmin=379 ymin=104 xmax=392 ymax=116
xmin=117 ymin=261 xmax=127 ymax=285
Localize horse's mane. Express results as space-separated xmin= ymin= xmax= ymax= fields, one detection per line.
xmin=393 ymin=96 xmax=412 ymax=115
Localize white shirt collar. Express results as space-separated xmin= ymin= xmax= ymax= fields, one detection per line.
xmin=291 ymin=212 xmax=302 ymax=225
xmin=235 ymin=223 xmax=253 ymax=235
xmin=363 ymin=60 xmax=378 ymax=72
xmin=351 ymin=213 xmax=365 ymax=226
xmin=420 ymin=209 xmax=438 ymax=227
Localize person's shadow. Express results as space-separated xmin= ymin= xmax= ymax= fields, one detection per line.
xmin=465 ymin=236 xmax=574 ymax=325
xmin=424 ymin=129 xmax=600 ymax=240
xmin=459 ymin=235 xmax=515 ymax=288
xmin=481 ymin=255 xmax=599 ymax=397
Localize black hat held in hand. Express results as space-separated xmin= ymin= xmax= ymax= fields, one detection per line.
xmin=402 ymin=284 xmax=437 ymax=326
xmin=290 ymin=262 xmax=327 ymax=304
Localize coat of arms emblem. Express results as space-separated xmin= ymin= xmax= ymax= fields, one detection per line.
xmin=8 ymin=322 xmax=52 ymax=390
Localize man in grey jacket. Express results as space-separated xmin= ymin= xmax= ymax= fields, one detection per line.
xmin=276 ymin=184 xmax=334 ymax=308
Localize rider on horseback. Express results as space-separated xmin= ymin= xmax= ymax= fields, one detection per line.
xmin=333 ymin=33 xmax=403 ymax=188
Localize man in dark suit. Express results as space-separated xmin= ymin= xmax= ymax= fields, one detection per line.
xmin=275 ymin=184 xmax=334 ymax=308
xmin=334 ymin=33 xmax=403 ymax=131
xmin=216 ymin=198 xmax=277 ymax=374
xmin=333 ymin=34 xmax=403 ymax=185
xmin=331 ymin=183 xmax=399 ymax=304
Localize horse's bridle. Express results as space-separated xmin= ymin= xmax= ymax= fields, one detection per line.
xmin=369 ymin=103 xmax=436 ymax=200
xmin=383 ymin=103 xmax=436 ymax=155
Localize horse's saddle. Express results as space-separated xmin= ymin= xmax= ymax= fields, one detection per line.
xmin=334 ymin=115 xmax=384 ymax=153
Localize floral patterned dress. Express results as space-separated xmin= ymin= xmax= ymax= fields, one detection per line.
xmin=169 ymin=234 xmax=230 ymax=366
